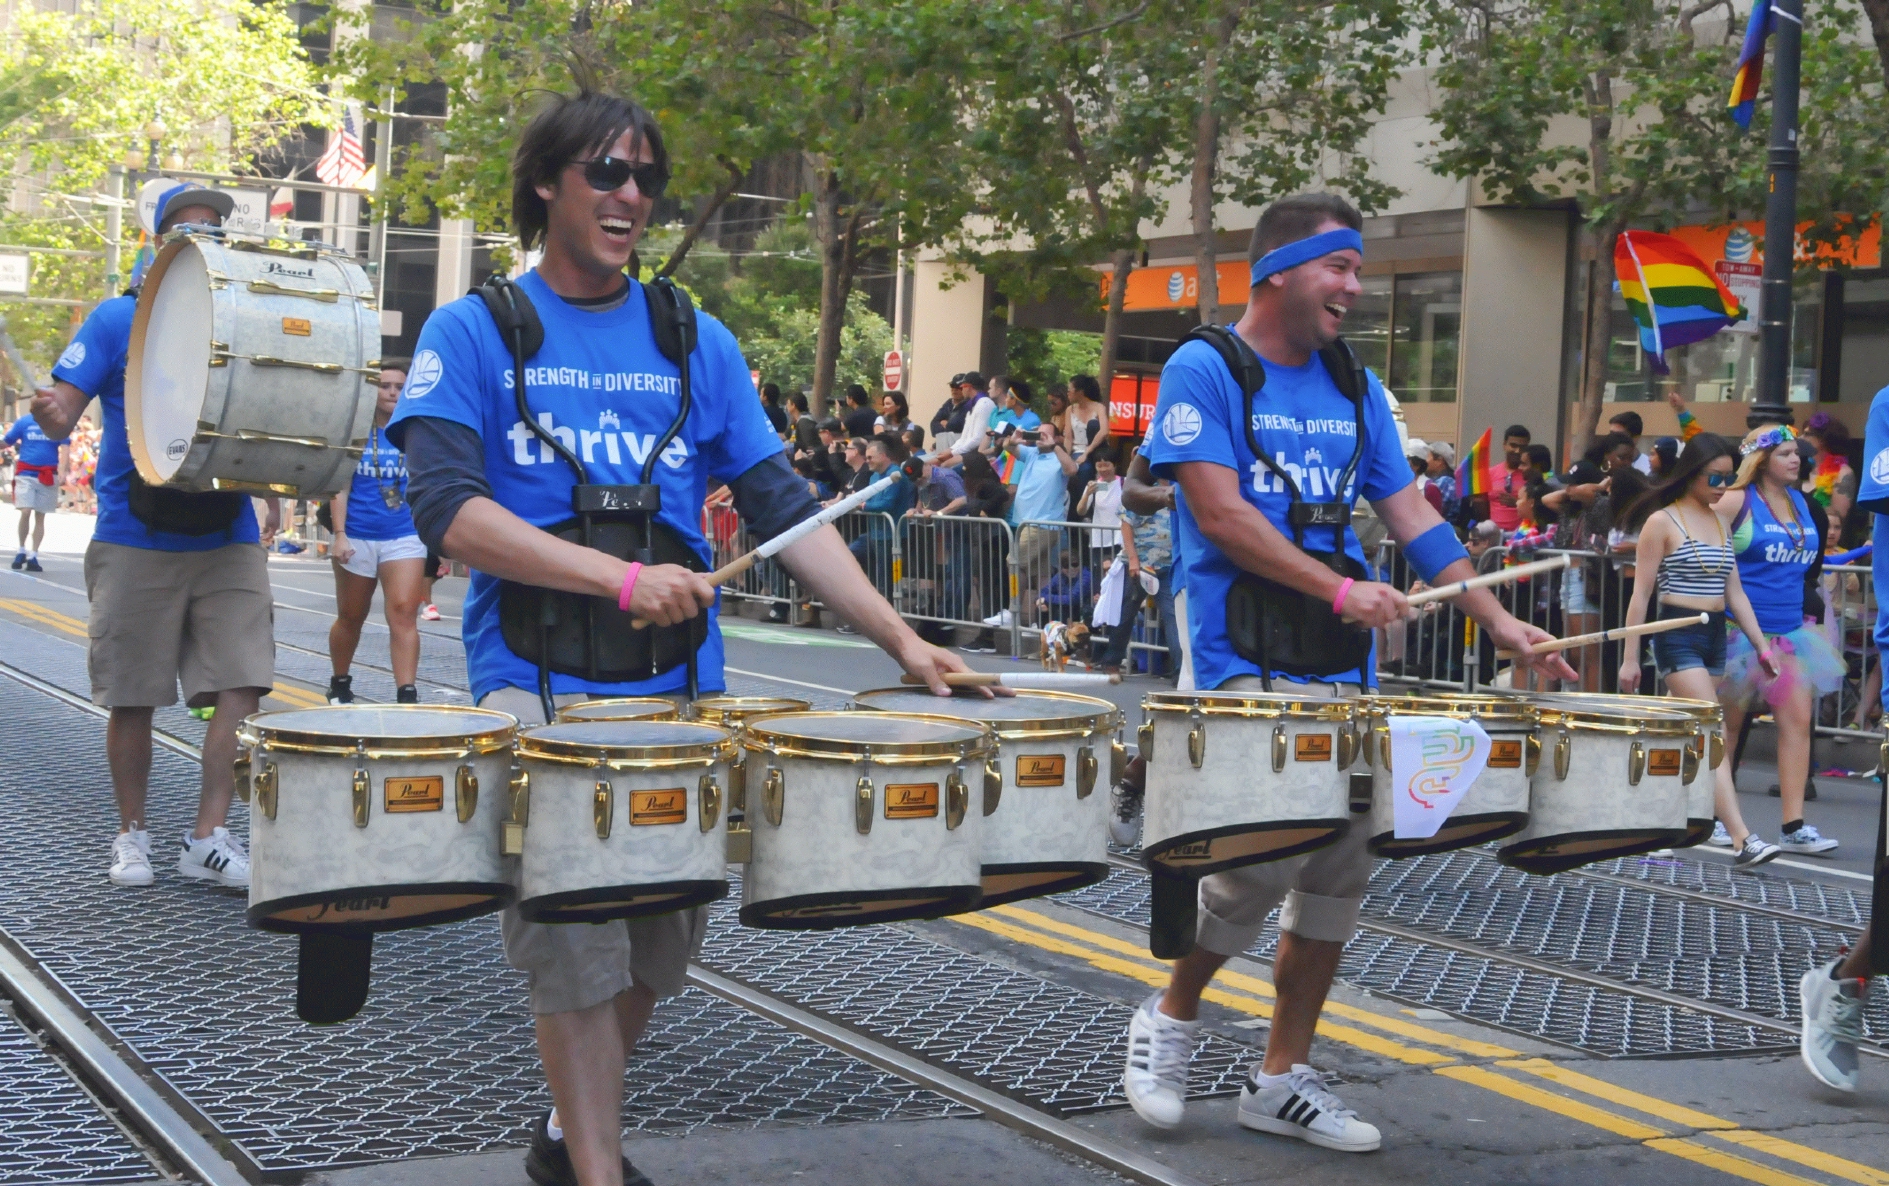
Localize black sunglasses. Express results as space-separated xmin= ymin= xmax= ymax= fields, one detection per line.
xmin=571 ymin=156 xmax=668 ymax=199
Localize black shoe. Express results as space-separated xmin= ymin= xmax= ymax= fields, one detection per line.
xmin=325 ymin=674 xmax=354 ymax=705
xmin=8 ymin=553 xmax=22 ymax=570
xmin=525 ymin=1110 xmax=654 ymax=1186
xmin=1767 ymin=782 xmax=1818 ymax=800
xmin=396 ymin=685 xmax=419 ymax=704
xmin=22 ymin=557 xmax=41 ymax=572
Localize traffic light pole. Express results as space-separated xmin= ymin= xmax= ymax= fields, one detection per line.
xmin=1749 ymin=0 xmax=1803 ymax=429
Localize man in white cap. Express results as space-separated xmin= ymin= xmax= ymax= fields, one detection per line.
xmin=1403 ymin=436 xmax=1443 ymax=514
xmin=32 ymin=180 xmax=276 ymax=890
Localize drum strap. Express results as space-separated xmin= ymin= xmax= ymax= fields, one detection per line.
xmin=1181 ymin=325 xmax=1373 ymax=689
xmin=473 ymin=275 xmax=705 ymax=718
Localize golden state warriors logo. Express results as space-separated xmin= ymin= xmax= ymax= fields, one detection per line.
xmin=1162 ymin=404 xmax=1201 ymax=446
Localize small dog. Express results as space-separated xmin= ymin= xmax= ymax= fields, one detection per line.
xmin=1040 ymin=620 xmax=1092 ymax=672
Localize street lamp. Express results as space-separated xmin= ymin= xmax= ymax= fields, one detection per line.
xmin=142 ymin=119 xmax=167 ymax=174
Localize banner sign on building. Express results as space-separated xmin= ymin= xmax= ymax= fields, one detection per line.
xmin=1669 ymin=219 xmax=1880 ymax=334
xmin=1109 ymin=372 xmax=1159 ymax=437
xmin=1103 ymin=261 xmax=1251 ymax=312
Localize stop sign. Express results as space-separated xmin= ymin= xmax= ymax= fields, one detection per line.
xmin=882 ymin=349 xmax=903 ymax=392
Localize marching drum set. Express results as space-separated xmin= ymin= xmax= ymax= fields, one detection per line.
xmin=232 ymin=678 xmax=1729 ymax=1023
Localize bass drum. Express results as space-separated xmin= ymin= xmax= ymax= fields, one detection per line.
xmin=126 ymin=231 xmax=379 ymax=498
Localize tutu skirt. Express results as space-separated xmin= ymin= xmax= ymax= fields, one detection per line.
xmin=1720 ymin=624 xmax=1846 ymax=708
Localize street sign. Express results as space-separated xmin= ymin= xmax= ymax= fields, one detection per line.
xmin=883 ymin=349 xmax=903 ymax=392
xmin=221 ymin=189 xmax=271 ymax=235
xmin=0 ymin=255 xmax=27 ymax=295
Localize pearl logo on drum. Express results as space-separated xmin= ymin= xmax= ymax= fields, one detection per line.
xmin=263 ymin=259 xmax=318 ymax=280
xmin=884 ymin=783 xmax=940 ymax=820
xmin=1295 ymin=734 xmax=1333 ymax=762
xmin=1488 ymin=740 xmax=1523 ymax=769
xmin=1015 ymin=754 xmax=1066 ymax=787
xmin=629 ymin=788 xmax=688 ymax=827
xmin=384 ymin=775 xmax=445 ymax=813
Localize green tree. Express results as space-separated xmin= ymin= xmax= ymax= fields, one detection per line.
xmin=1425 ymin=0 xmax=1886 ymax=454
xmin=1179 ymin=0 xmax=1408 ymax=325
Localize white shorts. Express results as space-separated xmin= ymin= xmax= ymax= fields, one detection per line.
xmin=336 ymin=533 xmax=427 ymax=579
xmin=12 ymin=476 xmax=56 ymax=513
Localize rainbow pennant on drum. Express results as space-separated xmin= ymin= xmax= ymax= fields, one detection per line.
xmin=1614 ymin=230 xmax=1746 ymax=374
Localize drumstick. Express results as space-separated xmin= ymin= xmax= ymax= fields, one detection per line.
xmin=1494 ymin=613 xmax=1709 ymax=659
xmin=899 ymin=671 xmax=1122 ymax=689
xmin=1404 ymin=553 xmax=1572 ymax=608
xmin=629 ymin=471 xmax=901 ymax=628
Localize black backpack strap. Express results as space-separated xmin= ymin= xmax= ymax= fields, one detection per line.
xmin=473 ymin=276 xmax=545 ymax=360
xmin=642 ymin=276 xmax=697 ymax=368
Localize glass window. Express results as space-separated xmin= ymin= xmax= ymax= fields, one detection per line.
xmin=1347 ymin=275 xmax=1392 ymax=380
xmin=1650 ymin=282 xmax=1823 ymax=404
xmin=1389 ymin=272 xmax=1460 ymax=403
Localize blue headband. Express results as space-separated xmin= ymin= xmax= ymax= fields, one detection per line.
xmin=1250 ymin=227 xmax=1365 ymax=286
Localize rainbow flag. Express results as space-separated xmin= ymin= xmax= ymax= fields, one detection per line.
xmin=1728 ymin=0 xmax=1774 ymax=130
xmin=1615 ymin=230 xmax=1745 ymax=374
xmin=1456 ymin=427 xmax=1492 ymax=499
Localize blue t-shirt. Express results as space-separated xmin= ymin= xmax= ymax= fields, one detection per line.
xmin=1730 ymin=486 xmax=1816 ymax=636
xmin=991 ymin=406 xmax=1042 ymax=438
xmin=50 ymin=295 xmax=259 ymax=551
xmin=1854 ymin=385 xmax=1889 ymax=711
xmin=5 ymin=415 xmax=66 ymax=469
xmin=1141 ymin=335 xmax=1410 ymax=691
xmin=342 ymin=425 xmax=416 ymax=541
xmin=1008 ymin=447 xmax=1068 ymax=526
xmin=386 ymin=271 xmax=781 ymax=703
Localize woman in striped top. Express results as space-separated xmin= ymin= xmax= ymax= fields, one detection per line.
xmin=1620 ymin=433 xmax=1781 ymax=868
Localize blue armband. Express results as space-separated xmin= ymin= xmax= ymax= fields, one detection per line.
xmin=1404 ymin=522 xmax=1470 ymax=584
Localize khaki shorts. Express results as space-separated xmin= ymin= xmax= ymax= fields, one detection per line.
xmin=83 ymin=539 xmax=275 ymax=709
xmin=1193 ymin=674 xmax=1373 ymax=954
xmin=481 ymin=685 xmax=708 ymax=1015
xmin=13 ymin=476 xmax=56 ymax=513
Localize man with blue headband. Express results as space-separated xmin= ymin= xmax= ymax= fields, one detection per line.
xmin=1124 ymin=194 xmax=1573 ymax=1152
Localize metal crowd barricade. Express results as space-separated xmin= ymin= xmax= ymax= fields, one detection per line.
xmin=899 ymin=513 xmax=1018 ymax=647
xmin=705 ymin=504 xmax=901 ymax=621
xmin=1010 ymin=517 xmax=1173 ymax=670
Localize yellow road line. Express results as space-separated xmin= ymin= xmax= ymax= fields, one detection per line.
xmin=268 ymin=683 xmax=328 ymax=708
xmin=952 ymin=911 xmax=1452 ymax=1066
xmin=1645 ymin=1138 xmax=1831 ymax=1186
xmin=0 ymin=598 xmax=87 ymax=638
xmin=1706 ymin=1131 xmax=1889 ymax=1186
xmin=1436 ymin=1064 xmax=1669 ymax=1140
xmin=990 ymin=904 xmax=1520 ymax=1058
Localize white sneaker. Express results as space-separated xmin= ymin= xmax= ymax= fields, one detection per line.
xmin=1108 ymin=781 xmax=1144 ymax=847
xmin=1238 ymin=1064 xmax=1382 ymax=1153
xmin=178 ymin=827 xmax=250 ymax=887
xmin=1778 ymin=824 xmax=1839 ymax=855
xmin=1799 ymin=958 xmax=1865 ymax=1092
xmin=126 ymin=827 xmax=151 ymax=857
xmin=1123 ymin=992 xmax=1198 ymax=1129
xmin=1733 ymin=832 xmax=1781 ymax=869
xmin=109 ymin=832 xmax=154 ymax=887
xmin=981 ymin=609 xmax=1013 ymax=628
xmin=420 ymin=602 xmax=441 ymax=621
xmin=1706 ymin=819 xmax=1733 ymax=847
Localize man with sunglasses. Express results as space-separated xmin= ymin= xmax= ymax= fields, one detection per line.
xmin=389 ymin=91 xmax=973 ymax=1186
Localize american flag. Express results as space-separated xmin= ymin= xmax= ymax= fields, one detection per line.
xmin=316 ymin=103 xmax=366 ymax=189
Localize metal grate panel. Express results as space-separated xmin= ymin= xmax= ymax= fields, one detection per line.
xmin=0 ymin=1005 xmax=154 ymax=1185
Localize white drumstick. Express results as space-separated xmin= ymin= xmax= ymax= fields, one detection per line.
xmin=1495 ymin=613 xmax=1709 ymax=659
xmin=899 ymin=671 xmax=1122 ymax=689
xmin=631 ymin=471 xmax=901 ymax=628
xmin=1404 ymin=553 xmax=1572 ymax=608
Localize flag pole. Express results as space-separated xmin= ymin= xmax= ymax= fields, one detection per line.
xmin=1750 ymin=0 xmax=1803 ymax=430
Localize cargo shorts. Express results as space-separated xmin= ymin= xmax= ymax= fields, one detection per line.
xmin=83 ymin=539 xmax=275 ymax=708
xmin=479 ymin=685 xmax=708 ymax=1015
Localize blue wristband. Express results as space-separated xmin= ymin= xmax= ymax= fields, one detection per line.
xmin=1404 ymin=522 xmax=1470 ymax=584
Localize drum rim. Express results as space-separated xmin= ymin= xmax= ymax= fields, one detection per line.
xmin=1352 ymin=692 xmax=1538 ymax=725
xmin=743 ymin=710 xmax=994 ymax=763
xmin=553 ymin=697 xmax=683 ymax=722
xmin=1522 ymin=693 xmax=1699 ymax=736
xmin=517 ymin=720 xmax=737 ymax=766
xmin=1518 ymin=691 xmax=1723 ymax=725
xmin=1142 ymin=690 xmax=1354 ymax=721
xmin=240 ymin=704 xmax=518 ymax=756
xmin=689 ymin=696 xmax=813 ymax=723
xmin=851 ymin=688 xmax=1122 ymax=737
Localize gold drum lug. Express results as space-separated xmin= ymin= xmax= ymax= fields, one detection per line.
xmin=593 ymin=779 xmax=614 ymax=839
xmin=762 ymin=767 xmax=785 ymax=827
xmin=1137 ymin=719 xmax=1154 ymax=764
xmin=1378 ymin=727 xmax=1392 ymax=772
xmin=854 ymin=775 xmax=874 ymax=835
xmin=455 ymin=765 xmax=478 ymax=823
xmin=352 ymin=767 xmax=369 ymax=828
xmin=502 ymin=765 xmax=531 ymax=855
xmin=233 ymin=749 xmax=251 ymax=803
xmin=729 ymin=760 xmax=747 ymax=813
xmin=725 ymin=823 xmax=752 ymax=864
xmin=1076 ymin=746 xmax=1098 ymax=799
xmin=1553 ymin=731 xmax=1571 ymax=781
xmin=1526 ymin=733 xmax=1542 ymax=777
xmin=254 ymin=761 xmax=278 ymax=821
xmin=982 ymin=758 xmax=1002 ymax=816
xmin=1110 ymin=739 xmax=1128 ymax=787
xmin=699 ymin=774 xmax=722 ymax=832
xmin=1682 ymin=745 xmax=1699 ymax=784
xmin=1270 ymin=724 xmax=1286 ymax=773
xmin=945 ymin=770 xmax=968 ymax=830
xmin=1336 ymin=725 xmax=1356 ymax=770
xmin=1189 ymin=719 xmax=1207 ymax=769
xmin=1711 ymin=731 xmax=1726 ymax=770
xmin=1628 ymin=740 xmax=1646 ymax=787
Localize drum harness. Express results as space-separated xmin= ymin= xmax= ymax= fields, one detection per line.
xmin=1180 ymin=324 xmax=1372 ymax=691
xmin=474 ymin=275 xmax=706 ymax=723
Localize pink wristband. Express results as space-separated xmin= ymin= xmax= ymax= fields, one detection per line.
xmin=1332 ymin=577 xmax=1355 ymax=616
xmin=617 ymin=562 xmax=643 ymax=612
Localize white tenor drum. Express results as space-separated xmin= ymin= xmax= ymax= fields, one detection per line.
xmin=553 ymin=697 xmax=681 ymax=724
xmin=690 ymin=696 xmax=811 ymax=725
xmin=1356 ymin=693 xmax=1538 ymax=858
xmin=740 ymin=711 xmax=992 ymax=929
xmin=852 ymin=689 xmax=1122 ymax=907
xmin=511 ymin=721 xmax=738 ymax=923
xmin=1519 ymin=693 xmax=1722 ymax=849
xmin=1498 ymin=694 xmax=1697 ymax=875
xmin=1140 ymin=691 xmax=1360 ymax=877
xmin=240 ymin=706 xmax=518 ymax=933
xmin=126 ymin=231 xmax=379 ymax=498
